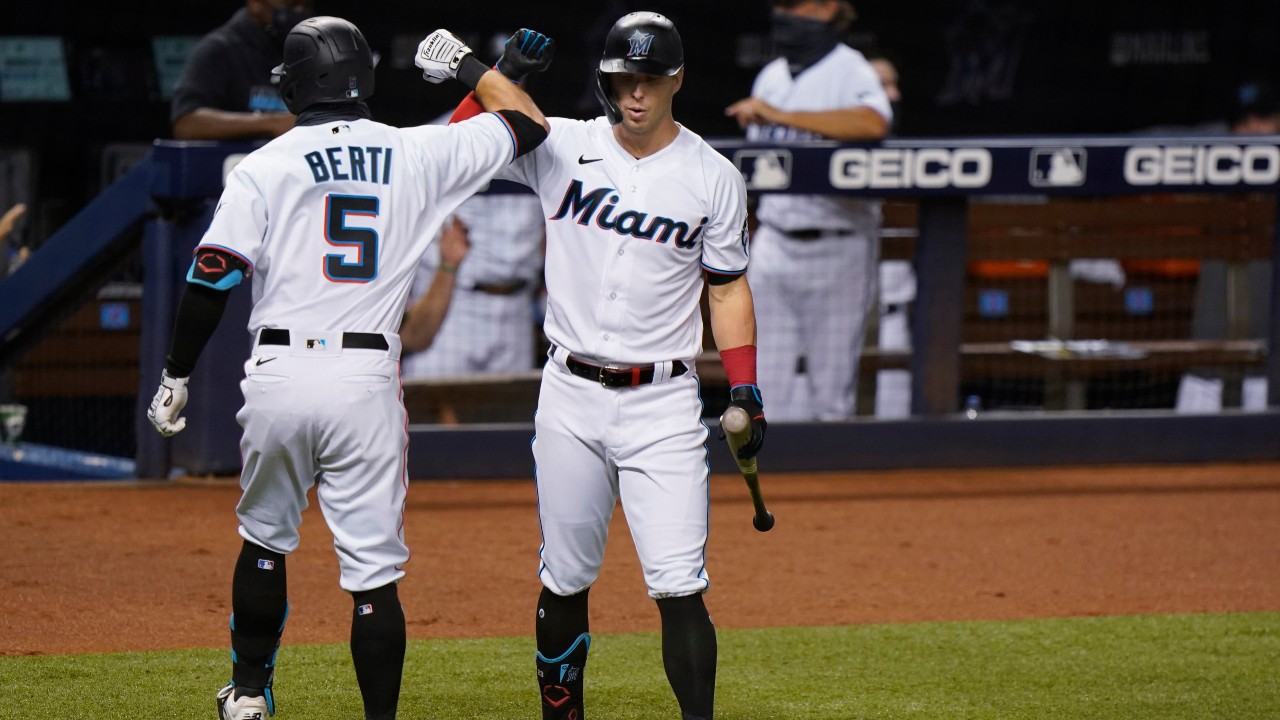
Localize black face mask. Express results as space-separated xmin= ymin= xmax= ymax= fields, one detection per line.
xmin=771 ymin=12 xmax=839 ymax=75
xmin=267 ymin=8 xmax=314 ymax=47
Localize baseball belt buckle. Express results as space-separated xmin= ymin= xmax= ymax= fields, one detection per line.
xmin=599 ymin=364 xmax=623 ymax=387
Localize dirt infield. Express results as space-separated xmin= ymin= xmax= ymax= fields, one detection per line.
xmin=2 ymin=463 xmax=1279 ymax=656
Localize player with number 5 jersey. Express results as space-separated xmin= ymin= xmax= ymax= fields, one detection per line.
xmin=146 ymin=17 xmax=547 ymax=720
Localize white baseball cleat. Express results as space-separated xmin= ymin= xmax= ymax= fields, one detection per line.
xmin=216 ymin=683 xmax=271 ymax=720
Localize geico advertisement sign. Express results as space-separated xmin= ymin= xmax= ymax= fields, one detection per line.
xmin=1125 ymin=145 xmax=1280 ymax=186
xmin=830 ymin=148 xmax=993 ymax=189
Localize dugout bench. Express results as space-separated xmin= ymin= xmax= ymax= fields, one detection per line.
xmin=864 ymin=193 xmax=1272 ymax=411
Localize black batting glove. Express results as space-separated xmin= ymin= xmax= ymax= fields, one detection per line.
xmin=496 ymin=28 xmax=556 ymax=83
xmin=727 ymin=384 xmax=767 ymax=460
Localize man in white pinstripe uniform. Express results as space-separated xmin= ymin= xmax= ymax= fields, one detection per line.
xmin=401 ymin=190 xmax=545 ymax=377
xmin=727 ymin=0 xmax=892 ymax=420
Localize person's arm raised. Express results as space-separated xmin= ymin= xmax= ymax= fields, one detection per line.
xmin=416 ymin=29 xmax=548 ymax=133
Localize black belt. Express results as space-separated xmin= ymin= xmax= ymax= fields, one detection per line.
xmin=258 ymin=328 xmax=389 ymax=351
xmin=553 ymin=345 xmax=687 ymax=388
xmin=778 ymin=227 xmax=857 ymax=241
xmin=471 ymin=279 xmax=530 ymax=295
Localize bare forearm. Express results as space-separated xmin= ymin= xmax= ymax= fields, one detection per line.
xmin=772 ymin=107 xmax=888 ymax=141
xmin=400 ymin=271 xmax=458 ymax=352
xmin=708 ymin=276 xmax=756 ymax=350
xmin=172 ymin=109 xmax=294 ymax=140
xmin=473 ymin=71 xmax=548 ymax=130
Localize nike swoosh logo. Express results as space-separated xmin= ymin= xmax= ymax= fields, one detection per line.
xmin=255 ymin=357 xmax=277 ymax=366
xmin=578 ymin=155 xmax=603 ymax=164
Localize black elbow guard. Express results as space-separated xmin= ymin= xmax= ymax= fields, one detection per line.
xmin=495 ymin=109 xmax=548 ymax=158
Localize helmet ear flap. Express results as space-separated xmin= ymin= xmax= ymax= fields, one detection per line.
xmin=594 ymin=69 xmax=622 ymax=125
xmin=280 ymin=82 xmax=299 ymax=114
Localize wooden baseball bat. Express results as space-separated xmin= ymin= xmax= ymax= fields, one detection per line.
xmin=720 ymin=406 xmax=775 ymax=532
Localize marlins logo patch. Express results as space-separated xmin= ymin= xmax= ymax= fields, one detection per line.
xmin=627 ymin=30 xmax=654 ymax=58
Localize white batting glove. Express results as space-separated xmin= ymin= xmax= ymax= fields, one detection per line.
xmin=415 ymin=29 xmax=473 ymax=84
xmin=147 ymin=370 xmax=189 ymax=437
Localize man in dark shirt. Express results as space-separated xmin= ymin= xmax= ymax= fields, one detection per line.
xmin=170 ymin=0 xmax=314 ymax=140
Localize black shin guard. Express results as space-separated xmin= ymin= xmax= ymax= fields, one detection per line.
xmin=535 ymin=587 xmax=590 ymax=719
xmin=350 ymin=583 xmax=406 ymax=720
xmin=230 ymin=540 xmax=288 ymax=701
xmin=657 ymin=594 xmax=717 ymax=720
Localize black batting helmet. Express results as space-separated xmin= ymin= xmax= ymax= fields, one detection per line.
xmin=594 ymin=12 xmax=684 ymax=124
xmin=273 ymin=16 xmax=374 ymax=115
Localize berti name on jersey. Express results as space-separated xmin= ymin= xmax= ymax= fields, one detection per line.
xmin=304 ymin=144 xmax=394 ymax=185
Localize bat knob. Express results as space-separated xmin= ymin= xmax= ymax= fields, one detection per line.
xmin=753 ymin=511 xmax=775 ymax=533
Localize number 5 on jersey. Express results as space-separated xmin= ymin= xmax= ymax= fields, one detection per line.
xmin=325 ymin=194 xmax=379 ymax=283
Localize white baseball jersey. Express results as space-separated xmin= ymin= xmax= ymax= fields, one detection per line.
xmin=402 ymin=191 xmax=546 ymax=376
xmin=198 ymin=111 xmax=521 ymax=591
xmin=506 ymin=116 xmax=749 ymax=599
xmin=201 ymin=113 xmax=521 ymax=336
xmin=748 ymin=43 xmax=892 ymax=233
xmin=499 ymin=116 xmax=749 ymax=365
xmin=746 ymin=44 xmax=891 ymax=421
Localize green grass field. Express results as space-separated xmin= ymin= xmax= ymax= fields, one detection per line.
xmin=3 ymin=612 xmax=1277 ymax=719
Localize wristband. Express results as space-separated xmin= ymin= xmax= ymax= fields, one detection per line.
xmin=456 ymin=54 xmax=489 ymax=91
xmin=719 ymin=344 xmax=757 ymax=389
xmin=438 ymin=261 xmax=458 ymax=274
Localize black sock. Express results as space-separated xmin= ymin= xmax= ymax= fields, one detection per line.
xmin=351 ymin=583 xmax=406 ymax=720
xmin=536 ymin=586 xmax=589 ymax=655
xmin=535 ymin=587 xmax=590 ymax=719
xmin=657 ymin=594 xmax=717 ymax=720
xmin=230 ymin=540 xmax=288 ymax=694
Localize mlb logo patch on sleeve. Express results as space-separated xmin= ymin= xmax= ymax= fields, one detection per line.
xmin=357 ymin=604 xmax=374 ymax=616
xmin=257 ymin=559 xmax=276 ymax=570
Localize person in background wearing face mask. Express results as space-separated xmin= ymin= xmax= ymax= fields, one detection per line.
xmin=726 ymin=0 xmax=892 ymax=421
xmin=170 ymin=0 xmax=315 ymax=140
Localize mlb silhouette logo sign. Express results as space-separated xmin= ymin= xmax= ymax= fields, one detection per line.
xmin=733 ymin=149 xmax=793 ymax=191
xmin=1030 ymin=148 xmax=1087 ymax=187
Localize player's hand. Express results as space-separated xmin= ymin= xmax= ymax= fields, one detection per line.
xmin=438 ymin=216 xmax=470 ymax=270
xmin=495 ymin=28 xmax=555 ymax=83
xmin=725 ymin=97 xmax=777 ymax=130
xmin=724 ymin=384 xmax=767 ymax=459
xmin=147 ymin=370 xmax=189 ymax=437
xmin=0 ymin=203 xmax=27 ymax=240
xmin=416 ymin=29 xmax=474 ymax=84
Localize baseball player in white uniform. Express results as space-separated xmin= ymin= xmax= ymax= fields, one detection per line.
xmin=401 ymin=190 xmax=545 ymax=378
xmin=145 ymin=18 xmax=548 ymax=720
xmin=452 ymin=16 xmax=765 ymax=720
xmin=727 ymin=0 xmax=892 ymax=421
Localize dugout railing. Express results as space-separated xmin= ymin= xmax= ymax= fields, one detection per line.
xmin=5 ymin=136 xmax=1278 ymax=478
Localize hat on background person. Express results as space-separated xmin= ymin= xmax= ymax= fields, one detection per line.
xmin=1226 ymin=79 xmax=1280 ymax=133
